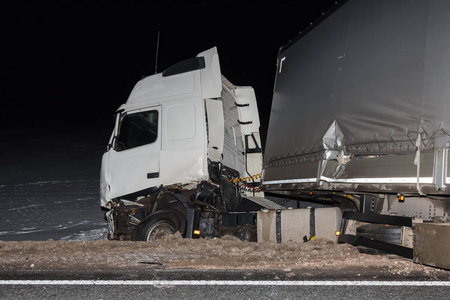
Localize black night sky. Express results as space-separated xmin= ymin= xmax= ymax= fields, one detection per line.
xmin=3 ymin=0 xmax=338 ymax=146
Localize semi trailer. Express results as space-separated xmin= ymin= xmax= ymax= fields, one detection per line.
xmin=262 ymin=0 xmax=450 ymax=268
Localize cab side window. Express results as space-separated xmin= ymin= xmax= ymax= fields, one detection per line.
xmin=115 ymin=110 xmax=158 ymax=151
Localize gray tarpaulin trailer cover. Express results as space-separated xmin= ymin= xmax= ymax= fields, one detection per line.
xmin=262 ymin=0 xmax=450 ymax=196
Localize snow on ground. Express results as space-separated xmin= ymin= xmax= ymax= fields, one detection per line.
xmin=0 ymin=121 xmax=110 ymax=241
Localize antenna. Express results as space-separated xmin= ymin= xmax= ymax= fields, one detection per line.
xmin=155 ymin=31 xmax=160 ymax=74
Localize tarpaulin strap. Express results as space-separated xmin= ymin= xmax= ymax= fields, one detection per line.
xmin=414 ymin=133 xmax=426 ymax=196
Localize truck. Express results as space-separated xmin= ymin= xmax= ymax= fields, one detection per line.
xmin=100 ymin=47 xmax=272 ymax=242
xmin=101 ymin=0 xmax=450 ymax=270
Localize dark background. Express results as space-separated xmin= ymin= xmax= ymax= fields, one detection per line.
xmin=2 ymin=0 xmax=338 ymax=147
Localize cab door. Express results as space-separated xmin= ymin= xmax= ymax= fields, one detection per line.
xmin=106 ymin=106 xmax=161 ymax=199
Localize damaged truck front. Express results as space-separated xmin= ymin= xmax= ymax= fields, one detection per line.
xmin=100 ymin=47 xmax=264 ymax=241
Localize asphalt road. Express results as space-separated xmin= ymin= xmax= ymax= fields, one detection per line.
xmin=2 ymin=281 xmax=450 ymax=300
xmin=1 ymin=269 xmax=450 ymax=300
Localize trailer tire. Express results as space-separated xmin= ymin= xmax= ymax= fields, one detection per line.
xmin=355 ymin=224 xmax=402 ymax=254
xmin=134 ymin=211 xmax=184 ymax=241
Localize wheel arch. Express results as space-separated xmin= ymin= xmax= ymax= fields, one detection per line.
xmin=132 ymin=190 xmax=197 ymax=241
xmin=132 ymin=209 xmax=185 ymax=241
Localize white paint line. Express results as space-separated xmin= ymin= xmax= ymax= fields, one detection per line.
xmin=1 ymin=280 xmax=450 ymax=286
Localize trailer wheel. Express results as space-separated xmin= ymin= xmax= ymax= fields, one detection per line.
xmin=134 ymin=211 xmax=184 ymax=241
xmin=355 ymin=224 xmax=402 ymax=254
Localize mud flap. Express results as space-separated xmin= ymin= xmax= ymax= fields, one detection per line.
xmin=172 ymin=193 xmax=196 ymax=238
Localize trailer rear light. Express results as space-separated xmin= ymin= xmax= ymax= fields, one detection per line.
xmin=398 ymin=194 xmax=405 ymax=202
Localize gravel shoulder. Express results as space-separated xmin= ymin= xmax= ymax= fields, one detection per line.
xmin=1 ymin=234 xmax=449 ymax=280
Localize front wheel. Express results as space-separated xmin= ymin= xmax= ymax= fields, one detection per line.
xmin=133 ymin=210 xmax=185 ymax=241
xmin=143 ymin=220 xmax=176 ymax=241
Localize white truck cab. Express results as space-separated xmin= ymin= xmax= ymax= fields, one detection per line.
xmin=100 ymin=47 xmax=263 ymax=241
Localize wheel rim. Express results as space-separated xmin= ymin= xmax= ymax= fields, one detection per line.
xmin=145 ymin=221 xmax=175 ymax=241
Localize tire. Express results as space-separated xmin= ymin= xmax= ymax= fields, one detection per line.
xmin=134 ymin=211 xmax=185 ymax=241
xmin=356 ymin=224 xmax=402 ymax=255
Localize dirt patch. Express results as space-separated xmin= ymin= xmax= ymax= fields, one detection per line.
xmin=0 ymin=233 xmax=448 ymax=278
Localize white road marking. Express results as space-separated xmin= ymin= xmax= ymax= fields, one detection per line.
xmin=1 ymin=280 xmax=450 ymax=286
